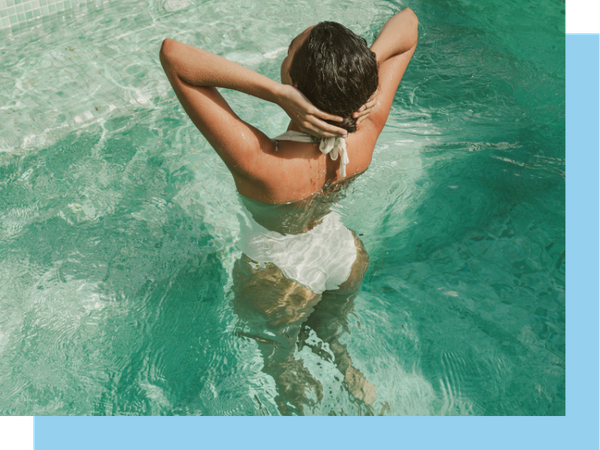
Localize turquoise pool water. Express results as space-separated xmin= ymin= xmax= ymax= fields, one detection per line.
xmin=0 ymin=0 xmax=564 ymax=415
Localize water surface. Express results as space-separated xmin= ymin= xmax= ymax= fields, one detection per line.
xmin=0 ymin=0 xmax=565 ymax=415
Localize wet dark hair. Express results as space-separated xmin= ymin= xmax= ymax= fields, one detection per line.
xmin=289 ymin=22 xmax=379 ymax=133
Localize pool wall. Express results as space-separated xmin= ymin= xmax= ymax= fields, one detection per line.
xmin=0 ymin=0 xmax=100 ymax=30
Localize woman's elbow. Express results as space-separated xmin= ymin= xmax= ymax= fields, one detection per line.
xmin=403 ymin=8 xmax=417 ymax=19
xmin=160 ymin=38 xmax=182 ymax=70
xmin=160 ymin=39 xmax=172 ymax=61
xmin=404 ymin=8 xmax=418 ymax=29
xmin=403 ymin=9 xmax=419 ymax=46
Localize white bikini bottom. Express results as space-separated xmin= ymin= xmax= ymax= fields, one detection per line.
xmin=238 ymin=210 xmax=357 ymax=294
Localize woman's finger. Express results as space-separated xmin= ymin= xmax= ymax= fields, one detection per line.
xmin=355 ymin=108 xmax=370 ymax=117
xmin=353 ymin=106 xmax=373 ymax=119
xmin=315 ymin=110 xmax=344 ymax=123
xmin=308 ymin=116 xmax=347 ymax=137
xmin=352 ymin=93 xmax=378 ymax=119
xmin=322 ymin=125 xmax=348 ymax=137
xmin=299 ymin=124 xmax=319 ymax=138
xmin=360 ymin=91 xmax=378 ymax=112
xmin=300 ymin=121 xmax=329 ymax=139
xmin=304 ymin=104 xmax=341 ymax=122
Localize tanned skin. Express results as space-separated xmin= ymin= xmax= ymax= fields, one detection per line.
xmin=160 ymin=9 xmax=418 ymax=414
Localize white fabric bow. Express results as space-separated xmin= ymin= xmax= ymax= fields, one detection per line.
xmin=273 ymin=131 xmax=350 ymax=177
xmin=319 ymin=137 xmax=349 ymax=177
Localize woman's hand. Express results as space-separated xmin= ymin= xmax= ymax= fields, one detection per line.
xmin=352 ymin=89 xmax=379 ymax=124
xmin=278 ymin=84 xmax=347 ymax=138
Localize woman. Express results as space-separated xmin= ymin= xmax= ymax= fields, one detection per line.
xmin=160 ymin=9 xmax=418 ymax=415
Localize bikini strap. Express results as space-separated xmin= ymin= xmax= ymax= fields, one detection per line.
xmin=274 ymin=131 xmax=349 ymax=177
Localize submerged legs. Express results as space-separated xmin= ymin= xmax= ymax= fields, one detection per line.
xmin=231 ymin=255 xmax=323 ymax=415
xmin=300 ymin=234 xmax=378 ymax=412
xmin=231 ymin=233 xmax=376 ymax=415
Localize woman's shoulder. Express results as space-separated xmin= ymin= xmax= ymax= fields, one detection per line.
xmin=234 ymin=126 xmax=377 ymax=204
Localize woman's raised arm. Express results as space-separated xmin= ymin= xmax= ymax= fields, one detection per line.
xmin=370 ymin=8 xmax=419 ymax=65
xmin=160 ymin=39 xmax=281 ymax=105
xmin=159 ymin=39 xmax=346 ymax=138
xmin=363 ymin=9 xmax=418 ymax=130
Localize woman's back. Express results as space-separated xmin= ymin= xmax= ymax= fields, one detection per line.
xmin=240 ymin=170 xmax=360 ymax=234
xmin=235 ymin=125 xmax=377 ymax=204
xmin=159 ymin=9 xmax=418 ymax=205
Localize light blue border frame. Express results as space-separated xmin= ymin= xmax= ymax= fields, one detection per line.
xmin=33 ymin=34 xmax=598 ymax=450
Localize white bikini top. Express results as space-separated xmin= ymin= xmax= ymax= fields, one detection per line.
xmin=273 ymin=130 xmax=350 ymax=177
